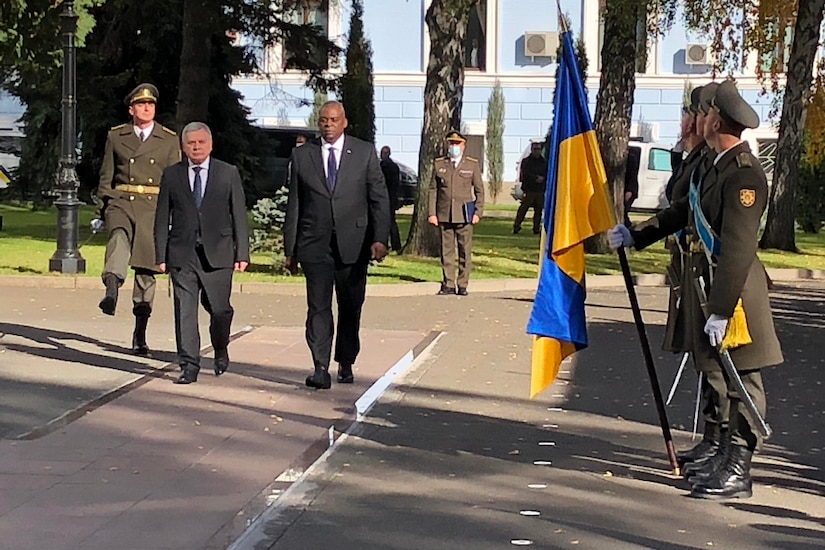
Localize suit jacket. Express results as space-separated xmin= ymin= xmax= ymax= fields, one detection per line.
xmin=429 ymin=156 xmax=485 ymax=223
xmin=284 ymin=136 xmax=390 ymax=265
xmin=380 ymin=158 xmax=401 ymax=210
xmin=154 ymin=158 xmax=250 ymax=269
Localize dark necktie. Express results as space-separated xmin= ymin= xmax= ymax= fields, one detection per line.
xmin=193 ymin=166 xmax=203 ymax=209
xmin=327 ymin=147 xmax=337 ymax=191
xmin=139 ymin=130 xmax=146 ymax=142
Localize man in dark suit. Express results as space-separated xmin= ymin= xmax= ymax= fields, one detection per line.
xmin=380 ymin=145 xmax=402 ymax=252
xmin=284 ymin=101 xmax=390 ymax=390
xmin=154 ymin=122 xmax=250 ymax=385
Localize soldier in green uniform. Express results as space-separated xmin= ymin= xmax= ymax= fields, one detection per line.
xmin=95 ymin=83 xmax=181 ymax=354
xmin=642 ymin=84 xmax=730 ymax=470
xmin=608 ymin=80 xmax=783 ymax=499
xmin=428 ymin=131 xmax=485 ymax=296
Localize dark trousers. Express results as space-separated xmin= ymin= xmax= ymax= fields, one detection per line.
xmin=725 ymin=369 xmax=766 ymax=452
xmin=301 ymin=249 xmax=369 ymax=373
xmin=700 ymin=366 xmax=730 ymax=436
xmin=389 ymin=209 xmax=402 ymax=252
xmin=514 ymin=191 xmax=544 ymax=234
xmin=170 ymin=247 xmax=234 ymax=371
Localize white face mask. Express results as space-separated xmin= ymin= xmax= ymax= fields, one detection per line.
xmin=448 ymin=144 xmax=461 ymax=158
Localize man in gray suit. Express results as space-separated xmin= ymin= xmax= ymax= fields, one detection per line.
xmin=284 ymin=101 xmax=391 ymax=390
xmin=154 ymin=122 xmax=250 ymax=384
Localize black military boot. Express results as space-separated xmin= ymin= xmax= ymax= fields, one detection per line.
xmin=131 ymin=303 xmax=151 ymax=356
xmin=99 ymin=273 xmax=122 ymax=316
xmin=677 ymin=438 xmax=719 ymax=469
xmin=684 ymin=429 xmax=729 ymax=478
xmin=690 ymin=445 xmax=753 ymax=500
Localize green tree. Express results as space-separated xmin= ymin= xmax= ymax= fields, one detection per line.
xmin=307 ymin=90 xmax=328 ymax=128
xmin=485 ymin=81 xmax=504 ymax=203
xmin=339 ymin=0 xmax=375 ymax=142
xmin=681 ymin=0 xmax=825 ymax=251
xmin=406 ymin=0 xmax=480 ymax=257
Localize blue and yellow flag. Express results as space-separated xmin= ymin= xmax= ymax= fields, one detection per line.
xmin=527 ymin=29 xmax=614 ymax=398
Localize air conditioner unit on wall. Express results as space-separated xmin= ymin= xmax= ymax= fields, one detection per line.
xmin=524 ymin=32 xmax=559 ymax=58
xmin=685 ymin=43 xmax=711 ymax=65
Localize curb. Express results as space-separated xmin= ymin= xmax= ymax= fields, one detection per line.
xmin=0 ymin=268 xmax=823 ymax=297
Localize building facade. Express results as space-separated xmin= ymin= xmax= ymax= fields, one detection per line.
xmin=234 ymin=0 xmax=781 ymax=182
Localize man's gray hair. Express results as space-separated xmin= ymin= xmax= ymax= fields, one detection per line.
xmin=181 ymin=121 xmax=212 ymax=141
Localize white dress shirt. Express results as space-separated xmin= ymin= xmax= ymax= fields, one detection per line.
xmin=135 ymin=123 xmax=154 ymax=140
xmin=321 ymin=134 xmax=345 ymax=177
xmin=188 ymin=157 xmax=211 ymax=199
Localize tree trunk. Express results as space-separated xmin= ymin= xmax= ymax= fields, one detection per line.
xmin=590 ymin=0 xmax=642 ymax=253
xmin=176 ymin=0 xmax=212 ymax=129
xmin=759 ymin=0 xmax=825 ymax=252
xmin=405 ymin=0 xmax=477 ymax=257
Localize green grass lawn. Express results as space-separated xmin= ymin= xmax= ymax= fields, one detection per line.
xmin=2 ymin=203 xmax=824 ymax=282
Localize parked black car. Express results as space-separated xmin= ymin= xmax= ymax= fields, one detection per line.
xmin=395 ymin=161 xmax=418 ymax=208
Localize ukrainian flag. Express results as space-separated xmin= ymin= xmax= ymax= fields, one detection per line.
xmin=527 ymin=29 xmax=614 ymax=398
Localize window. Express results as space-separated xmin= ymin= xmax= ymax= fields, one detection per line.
xmin=464 ymin=1 xmax=487 ymax=71
xmin=759 ymin=20 xmax=793 ymax=74
xmin=648 ymin=148 xmax=672 ymax=171
xmin=284 ymin=0 xmax=330 ymax=71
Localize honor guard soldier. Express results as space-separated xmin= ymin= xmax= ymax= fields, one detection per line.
xmin=608 ymin=79 xmax=783 ymax=500
xmin=428 ymin=130 xmax=484 ymax=296
xmin=95 ymin=83 xmax=181 ymax=355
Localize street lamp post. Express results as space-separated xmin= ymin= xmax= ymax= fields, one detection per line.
xmin=48 ymin=0 xmax=86 ymax=274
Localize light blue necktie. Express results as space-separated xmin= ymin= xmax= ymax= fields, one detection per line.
xmin=193 ymin=166 xmax=203 ymax=209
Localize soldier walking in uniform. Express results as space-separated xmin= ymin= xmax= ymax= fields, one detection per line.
xmin=608 ymin=80 xmax=783 ymax=499
xmin=95 ymin=84 xmax=181 ymax=355
xmin=428 ymin=131 xmax=484 ymax=296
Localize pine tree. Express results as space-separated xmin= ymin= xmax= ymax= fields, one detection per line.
xmin=485 ymin=81 xmax=505 ymax=203
xmin=307 ymin=91 xmax=328 ymax=128
xmin=339 ymin=0 xmax=375 ymax=142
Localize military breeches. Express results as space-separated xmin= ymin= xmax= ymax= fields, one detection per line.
xmin=440 ymin=222 xmax=474 ymax=289
xmin=103 ymin=228 xmax=157 ymax=309
xmin=726 ymin=369 xmax=766 ymax=452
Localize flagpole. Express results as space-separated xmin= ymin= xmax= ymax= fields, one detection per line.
xmin=617 ymin=248 xmax=681 ymax=476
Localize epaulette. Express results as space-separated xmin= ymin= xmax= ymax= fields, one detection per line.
xmin=435 ymin=156 xmax=447 ymax=161
xmin=735 ymin=152 xmax=752 ymax=168
xmin=465 ymin=156 xmax=478 ymax=162
xmin=161 ymin=126 xmax=177 ymax=136
xmin=110 ymin=123 xmax=126 ymax=131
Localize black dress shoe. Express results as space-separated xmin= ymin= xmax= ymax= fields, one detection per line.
xmin=337 ymin=363 xmax=354 ymax=384
xmin=214 ymin=349 xmax=229 ymax=376
xmin=305 ymin=371 xmax=332 ymax=389
xmin=175 ymin=369 xmax=199 ymax=384
xmin=457 ymin=287 xmax=468 ymax=296
xmin=437 ymin=286 xmax=456 ymax=296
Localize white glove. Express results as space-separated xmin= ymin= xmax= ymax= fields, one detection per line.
xmin=704 ymin=314 xmax=728 ymax=348
xmin=607 ymin=224 xmax=633 ymax=250
xmin=90 ymin=218 xmax=105 ymax=233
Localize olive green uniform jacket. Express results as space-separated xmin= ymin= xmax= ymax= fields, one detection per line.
xmin=632 ymin=142 xmax=783 ymax=372
xmin=96 ymin=123 xmax=181 ymax=271
xmin=428 ymin=156 xmax=485 ymax=223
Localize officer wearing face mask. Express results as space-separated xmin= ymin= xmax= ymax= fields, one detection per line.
xmin=428 ymin=130 xmax=485 ymax=296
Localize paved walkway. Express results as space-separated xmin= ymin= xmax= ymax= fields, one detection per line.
xmin=1 ymin=277 xmax=824 ymax=549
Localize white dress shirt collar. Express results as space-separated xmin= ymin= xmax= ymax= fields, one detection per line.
xmin=135 ymin=123 xmax=154 ymax=139
xmin=714 ymin=140 xmax=744 ymax=166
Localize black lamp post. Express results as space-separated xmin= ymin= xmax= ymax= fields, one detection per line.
xmin=48 ymin=0 xmax=86 ymax=274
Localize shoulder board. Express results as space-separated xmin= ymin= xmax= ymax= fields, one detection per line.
xmin=110 ymin=123 xmax=126 ymax=131
xmin=736 ymin=152 xmax=752 ymax=168
xmin=161 ymin=126 xmax=176 ymax=136
xmin=435 ymin=156 xmax=447 ymax=161
xmin=465 ymin=156 xmax=478 ymax=162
